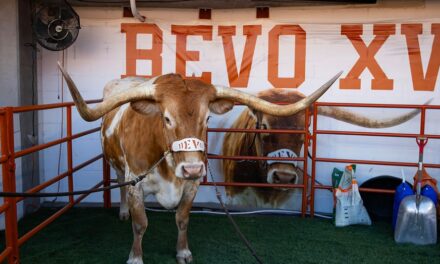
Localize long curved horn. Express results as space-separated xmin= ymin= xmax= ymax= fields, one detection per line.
xmin=214 ymin=72 xmax=342 ymax=116
xmin=317 ymin=99 xmax=432 ymax=128
xmin=58 ymin=62 xmax=156 ymax=121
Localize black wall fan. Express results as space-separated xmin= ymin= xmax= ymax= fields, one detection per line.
xmin=33 ymin=0 xmax=81 ymax=51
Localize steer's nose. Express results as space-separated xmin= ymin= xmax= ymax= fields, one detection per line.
xmin=273 ymin=171 xmax=297 ymax=184
xmin=182 ymin=163 xmax=204 ymax=179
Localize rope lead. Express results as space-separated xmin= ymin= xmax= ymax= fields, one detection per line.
xmin=0 ymin=152 xmax=168 ymax=198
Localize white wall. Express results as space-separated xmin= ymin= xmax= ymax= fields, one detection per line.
xmin=0 ymin=0 xmax=24 ymax=229
xmin=0 ymin=0 xmax=19 ymax=107
xmin=37 ymin=2 xmax=440 ymax=213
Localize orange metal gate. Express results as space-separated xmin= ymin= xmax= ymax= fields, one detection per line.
xmin=0 ymin=100 xmax=439 ymax=263
xmin=205 ymin=108 xmax=311 ymax=217
xmin=310 ymin=102 xmax=440 ymax=216
xmin=0 ymin=101 xmax=111 ymax=263
xmin=204 ymin=103 xmax=440 ymax=217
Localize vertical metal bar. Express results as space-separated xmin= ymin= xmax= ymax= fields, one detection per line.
xmin=66 ymin=106 xmax=74 ymax=204
xmin=420 ymin=106 xmax=426 ymax=136
xmin=0 ymin=113 xmax=13 ymax=262
xmin=310 ymin=103 xmax=319 ymax=218
xmin=301 ymin=108 xmax=310 ymax=218
xmin=203 ymin=127 xmax=208 ymax=183
xmin=3 ymin=108 xmax=19 ymax=263
xmin=103 ymin=158 xmax=111 ymax=208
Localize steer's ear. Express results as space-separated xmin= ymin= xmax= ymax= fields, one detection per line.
xmin=209 ymin=99 xmax=235 ymax=114
xmin=130 ymin=100 xmax=160 ymax=115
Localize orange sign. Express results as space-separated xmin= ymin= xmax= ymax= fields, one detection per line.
xmin=121 ymin=23 xmax=439 ymax=91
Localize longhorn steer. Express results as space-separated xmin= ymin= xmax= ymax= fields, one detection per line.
xmin=223 ymin=89 xmax=422 ymax=209
xmin=58 ymin=63 xmax=340 ymax=264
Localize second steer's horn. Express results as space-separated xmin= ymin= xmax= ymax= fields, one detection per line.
xmin=58 ymin=62 xmax=156 ymax=121
xmin=214 ymin=72 xmax=342 ymax=116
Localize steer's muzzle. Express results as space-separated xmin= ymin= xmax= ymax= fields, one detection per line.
xmin=267 ymin=163 xmax=300 ymax=190
xmin=170 ymin=137 xmax=206 ymax=179
xmin=272 ymin=170 xmax=298 ymax=184
xmin=175 ymin=161 xmax=206 ymax=180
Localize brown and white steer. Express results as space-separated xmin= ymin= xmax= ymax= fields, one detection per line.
xmin=223 ymin=89 xmax=422 ymax=209
xmin=58 ymin=63 xmax=340 ymax=264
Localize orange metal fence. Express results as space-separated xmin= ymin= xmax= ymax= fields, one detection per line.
xmin=205 ymin=108 xmax=311 ymax=217
xmin=309 ymin=102 xmax=440 ymax=217
xmin=0 ymin=100 xmax=439 ymax=263
xmin=204 ymin=103 xmax=440 ymax=218
xmin=0 ymin=101 xmax=111 ymax=263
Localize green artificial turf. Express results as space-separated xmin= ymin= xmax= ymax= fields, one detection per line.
xmin=1 ymin=207 xmax=439 ymax=264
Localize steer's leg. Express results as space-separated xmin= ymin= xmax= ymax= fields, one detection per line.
xmin=117 ymin=170 xmax=130 ymax=220
xmin=175 ymin=182 xmax=199 ymax=264
xmin=127 ymin=183 xmax=147 ymax=264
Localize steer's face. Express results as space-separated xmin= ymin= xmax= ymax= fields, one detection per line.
xmin=251 ymin=90 xmax=307 ymax=188
xmin=254 ymin=112 xmax=305 ymax=187
xmin=131 ymin=74 xmax=234 ymax=179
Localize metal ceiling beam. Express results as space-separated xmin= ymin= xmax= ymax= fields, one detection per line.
xmin=67 ymin=0 xmax=379 ymax=8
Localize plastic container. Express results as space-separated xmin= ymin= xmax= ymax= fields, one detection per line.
xmin=392 ymin=181 xmax=414 ymax=230
xmin=421 ymin=185 xmax=438 ymax=206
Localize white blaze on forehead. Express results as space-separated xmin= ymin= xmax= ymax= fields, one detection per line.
xmin=105 ymin=104 xmax=128 ymax=137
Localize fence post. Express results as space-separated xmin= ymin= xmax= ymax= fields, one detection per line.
xmin=310 ymin=103 xmax=319 ymax=218
xmin=103 ymin=158 xmax=111 ymax=208
xmin=420 ymin=106 xmax=426 ymax=136
xmin=3 ymin=108 xmax=19 ymax=263
xmin=67 ymin=106 xmax=74 ymax=204
xmin=301 ymin=108 xmax=310 ymax=218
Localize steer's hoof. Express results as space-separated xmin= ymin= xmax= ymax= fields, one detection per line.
xmin=126 ymin=256 xmax=143 ymax=264
xmin=119 ymin=210 xmax=130 ymax=221
xmin=176 ymin=249 xmax=193 ymax=264
xmin=127 ymin=251 xmax=143 ymax=264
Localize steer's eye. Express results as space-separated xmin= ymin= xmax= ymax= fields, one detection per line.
xmin=259 ymin=123 xmax=269 ymax=138
xmin=164 ymin=117 xmax=171 ymax=125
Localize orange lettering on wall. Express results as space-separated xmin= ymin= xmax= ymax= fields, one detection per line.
xmin=268 ymin=25 xmax=306 ymax=88
xmin=218 ymin=25 xmax=262 ymax=88
xmin=402 ymin=24 xmax=440 ymax=91
xmin=121 ymin=23 xmax=163 ymax=78
xmin=171 ymin=25 xmax=213 ymax=83
xmin=340 ymin=24 xmax=395 ymax=90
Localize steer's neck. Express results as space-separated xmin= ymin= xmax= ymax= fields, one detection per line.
xmin=153 ymin=116 xmax=169 ymax=153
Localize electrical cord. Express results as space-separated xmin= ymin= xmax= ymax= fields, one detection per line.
xmin=144 ymin=206 xmax=333 ymax=219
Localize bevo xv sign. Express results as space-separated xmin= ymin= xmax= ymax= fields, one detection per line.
xmin=121 ymin=23 xmax=439 ymax=92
